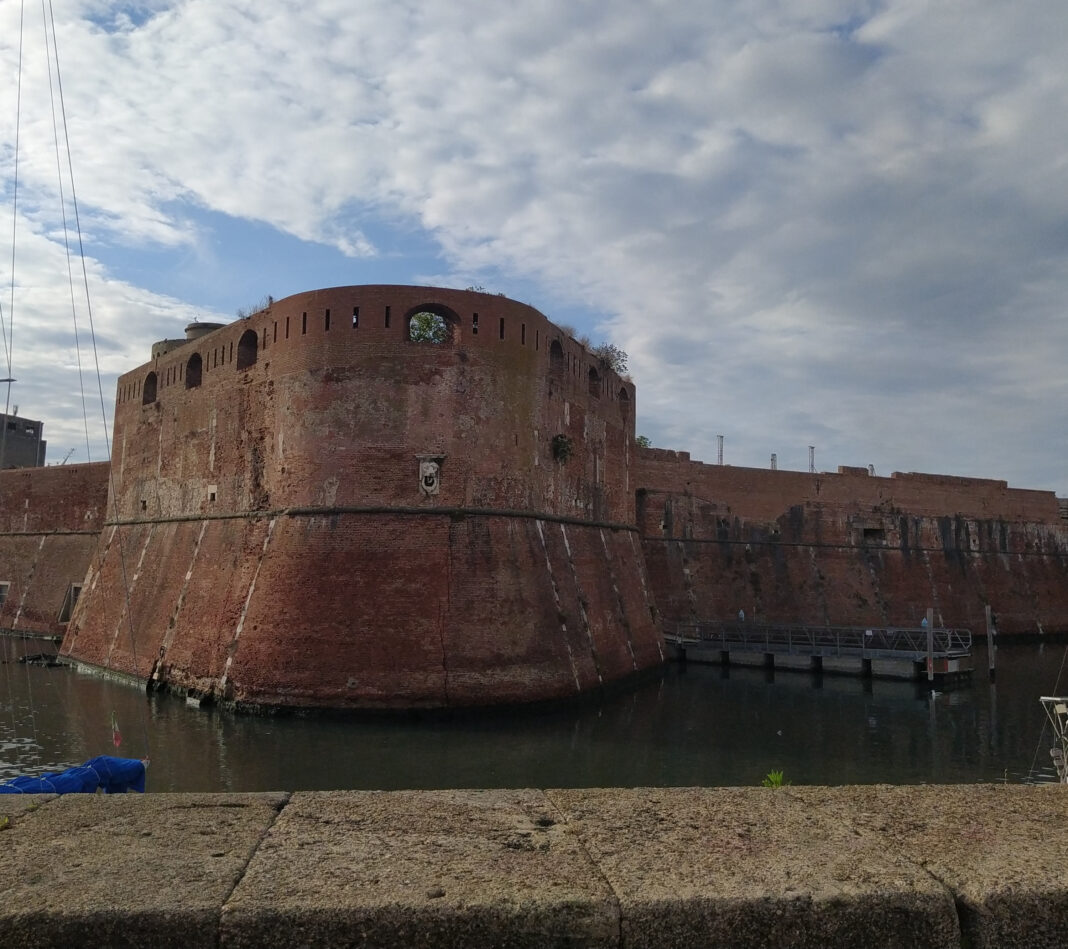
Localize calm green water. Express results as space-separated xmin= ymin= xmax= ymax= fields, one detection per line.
xmin=2 ymin=636 xmax=1065 ymax=791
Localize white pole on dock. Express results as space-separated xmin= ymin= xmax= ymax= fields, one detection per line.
xmin=926 ymin=607 xmax=935 ymax=684
xmin=985 ymin=604 xmax=997 ymax=682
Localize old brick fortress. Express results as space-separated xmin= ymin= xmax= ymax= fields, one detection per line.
xmin=57 ymin=285 xmax=662 ymax=709
xmin=2 ymin=284 xmax=1067 ymax=709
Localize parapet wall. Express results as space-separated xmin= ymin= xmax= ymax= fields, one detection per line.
xmin=637 ymin=448 xmax=1061 ymax=523
xmin=637 ymin=450 xmax=1068 ymax=634
xmin=2 ymin=784 xmax=1065 ymax=948
xmin=110 ymin=286 xmax=635 ymax=523
xmin=0 ymin=462 xmax=108 ymax=637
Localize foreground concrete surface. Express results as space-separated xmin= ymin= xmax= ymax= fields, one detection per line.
xmin=1 ymin=785 xmax=1065 ymax=948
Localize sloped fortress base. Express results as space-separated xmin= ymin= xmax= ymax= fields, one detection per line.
xmin=66 ymin=512 xmax=660 ymax=708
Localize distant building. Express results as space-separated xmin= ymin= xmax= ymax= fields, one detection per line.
xmin=0 ymin=412 xmax=46 ymax=468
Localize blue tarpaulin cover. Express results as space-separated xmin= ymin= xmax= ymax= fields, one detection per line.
xmin=0 ymin=756 xmax=146 ymax=794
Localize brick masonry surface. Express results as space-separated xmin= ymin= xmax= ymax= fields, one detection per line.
xmin=636 ymin=449 xmax=1068 ymax=634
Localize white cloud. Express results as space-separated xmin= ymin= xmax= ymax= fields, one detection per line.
xmin=0 ymin=0 xmax=1065 ymax=490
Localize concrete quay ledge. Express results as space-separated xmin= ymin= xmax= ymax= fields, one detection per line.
xmin=1 ymin=785 xmax=1066 ymax=948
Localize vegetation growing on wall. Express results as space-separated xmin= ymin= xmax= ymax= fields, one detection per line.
xmin=236 ymin=295 xmax=273 ymax=319
xmin=591 ymin=342 xmax=628 ymax=374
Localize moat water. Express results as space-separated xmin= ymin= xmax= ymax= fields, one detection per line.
xmin=1 ymin=636 xmax=1065 ymax=791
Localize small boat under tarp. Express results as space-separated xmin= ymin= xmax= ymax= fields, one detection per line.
xmin=0 ymin=755 xmax=146 ymax=794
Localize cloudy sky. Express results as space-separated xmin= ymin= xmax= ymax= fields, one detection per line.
xmin=0 ymin=1 xmax=1065 ymax=492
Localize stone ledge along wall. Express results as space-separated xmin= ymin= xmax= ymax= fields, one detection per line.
xmin=62 ymin=286 xmax=662 ymax=709
xmin=2 ymin=785 xmax=1067 ymax=949
xmin=636 ymin=448 xmax=1068 ymax=635
xmin=0 ymin=462 xmax=108 ymax=638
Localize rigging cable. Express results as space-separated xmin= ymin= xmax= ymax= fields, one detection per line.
xmin=45 ymin=0 xmax=151 ymax=764
xmin=42 ymin=0 xmax=92 ymax=462
xmin=0 ymin=0 xmax=41 ymax=754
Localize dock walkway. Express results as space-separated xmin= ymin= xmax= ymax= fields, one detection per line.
xmin=668 ymin=622 xmax=973 ymax=680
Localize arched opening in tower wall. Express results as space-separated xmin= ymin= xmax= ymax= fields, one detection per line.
xmin=186 ymin=353 xmax=202 ymax=389
xmin=407 ymin=309 xmax=453 ymax=343
xmin=142 ymin=372 xmax=157 ymax=405
xmin=236 ymin=329 xmax=258 ymax=370
xmin=549 ymin=339 xmax=564 ymax=373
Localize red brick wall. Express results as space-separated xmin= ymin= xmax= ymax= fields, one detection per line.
xmin=63 ymin=287 xmax=660 ymax=708
xmin=637 ymin=449 xmax=1060 ymax=524
xmin=636 ymin=451 xmax=1068 ymax=635
xmin=0 ymin=463 xmax=108 ymax=637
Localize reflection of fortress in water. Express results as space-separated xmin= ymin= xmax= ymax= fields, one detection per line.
xmin=1 ymin=285 xmax=1067 ymax=710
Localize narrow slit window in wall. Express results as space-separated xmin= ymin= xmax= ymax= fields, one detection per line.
xmin=229 ymin=341 xmax=233 ymax=363
xmin=262 ymin=327 xmax=268 ymax=350
xmin=302 ymin=312 xmax=307 ymax=335
xmin=385 ymin=306 xmax=391 ymax=328
xmin=521 ymin=323 xmax=526 ymax=345
xmin=57 ymin=583 xmax=83 ymax=623
xmin=472 ymin=313 xmax=479 ymax=335
xmin=352 ymin=306 xmax=359 ymax=328
xmin=499 ymin=317 xmax=505 ymax=340
xmin=325 ymin=309 xmax=331 ymax=331
xmin=273 ymin=321 xmax=278 ymax=343
xmin=536 ymin=330 xmax=539 ymax=350
xmin=285 ymin=317 xmax=290 ymax=339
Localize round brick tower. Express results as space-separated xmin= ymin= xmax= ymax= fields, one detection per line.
xmin=62 ymin=286 xmax=663 ymax=709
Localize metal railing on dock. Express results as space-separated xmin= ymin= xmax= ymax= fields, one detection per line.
xmin=669 ymin=622 xmax=972 ymax=662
